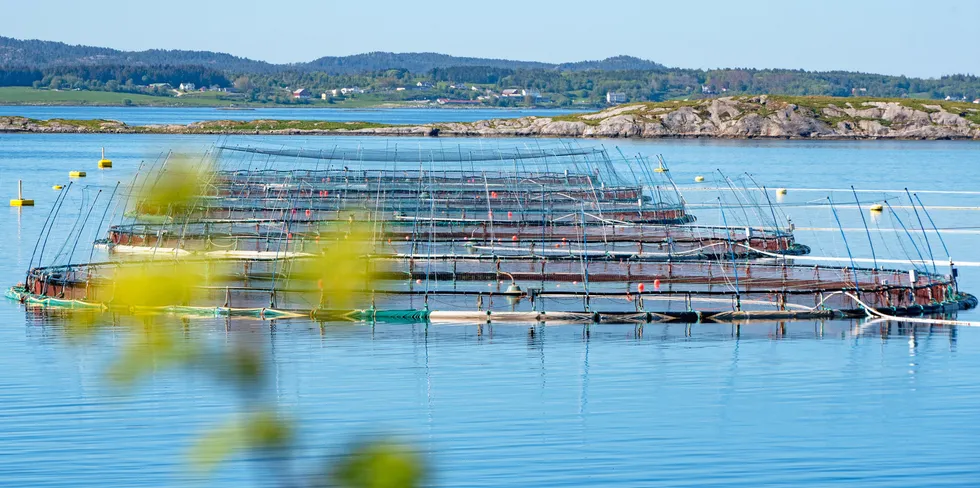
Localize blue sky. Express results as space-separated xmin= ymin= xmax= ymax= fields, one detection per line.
xmin=2 ymin=0 xmax=977 ymax=77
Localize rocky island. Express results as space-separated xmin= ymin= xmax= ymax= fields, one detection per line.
xmin=2 ymin=96 xmax=979 ymax=139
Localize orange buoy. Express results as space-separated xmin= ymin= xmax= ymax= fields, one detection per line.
xmin=654 ymin=279 xmax=661 ymax=290
xmin=638 ymin=283 xmax=645 ymax=293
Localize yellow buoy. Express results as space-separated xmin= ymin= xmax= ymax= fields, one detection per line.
xmin=694 ymin=175 xmax=705 ymax=183
xmin=776 ymin=188 xmax=788 ymax=195
xmin=69 ymin=171 xmax=87 ymax=178
xmin=98 ymin=147 xmax=112 ymax=169
xmin=10 ymin=180 xmax=33 ymax=207
xmin=870 ymin=204 xmax=884 ymax=212
xmin=52 ymin=185 xmax=63 ymax=190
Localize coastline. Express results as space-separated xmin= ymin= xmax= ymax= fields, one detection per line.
xmin=2 ymin=96 xmax=979 ymax=140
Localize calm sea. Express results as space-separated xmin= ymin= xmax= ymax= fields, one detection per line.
xmin=1 ymin=113 xmax=980 ymax=486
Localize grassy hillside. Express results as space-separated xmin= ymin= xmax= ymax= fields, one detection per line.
xmin=0 ymin=87 xmax=437 ymax=108
xmin=0 ymin=87 xmax=241 ymax=106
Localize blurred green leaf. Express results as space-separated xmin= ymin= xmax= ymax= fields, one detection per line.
xmin=106 ymin=325 xmax=195 ymax=386
xmin=191 ymin=409 xmax=293 ymax=470
xmin=330 ymin=440 xmax=425 ymax=488
xmin=191 ymin=417 xmax=247 ymax=469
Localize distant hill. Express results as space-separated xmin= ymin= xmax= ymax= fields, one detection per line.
xmin=300 ymin=52 xmax=553 ymax=74
xmin=299 ymin=53 xmax=665 ymax=74
xmin=557 ymin=56 xmax=666 ymax=72
xmin=0 ymin=36 xmax=664 ymax=74
xmin=0 ymin=37 xmax=278 ymax=73
xmin=1 ymin=35 xmax=977 ymax=104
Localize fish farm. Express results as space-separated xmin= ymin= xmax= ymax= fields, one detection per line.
xmin=8 ymin=141 xmax=977 ymax=324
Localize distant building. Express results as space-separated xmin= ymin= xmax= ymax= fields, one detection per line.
xmin=321 ymin=93 xmax=329 ymax=100
xmin=293 ymin=88 xmax=310 ymax=99
xmin=501 ymin=88 xmax=523 ymax=98
xmin=974 ymin=99 xmax=980 ymax=104
xmin=521 ymin=89 xmax=541 ymax=98
xmin=341 ymin=87 xmax=365 ymax=95
xmin=395 ymin=87 xmax=407 ymax=91
xmin=416 ymin=81 xmax=433 ymax=89
xmin=701 ymin=85 xmax=715 ymax=95
xmin=606 ymin=92 xmax=627 ymax=104
xmin=178 ymin=82 xmax=196 ymax=91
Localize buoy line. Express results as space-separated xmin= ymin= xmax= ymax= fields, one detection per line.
xmin=680 ymin=187 xmax=980 ymax=196
xmin=844 ymin=292 xmax=980 ymax=327
xmin=738 ymin=243 xmax=980 ymax=267
xmin=794 ymin=227 xmax=980 ymax=235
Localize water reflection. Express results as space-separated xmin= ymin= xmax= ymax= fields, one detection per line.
xmin=22 ymin=308 xmax=959 ymax=347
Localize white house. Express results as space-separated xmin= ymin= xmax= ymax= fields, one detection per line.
xmin=293 ymin=88 xmax=310 ymax=99
xmin=606 ymin=92 xmax=627 ymax=104
xmin=521 ymin=89 xmax=541 ymax=98
xmin=179 ymin=82 xmax=196 ymax=91
xmin=501 ymin=88 xmax=523 ymax=98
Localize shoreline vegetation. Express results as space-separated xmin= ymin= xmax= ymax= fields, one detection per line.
xmin=0 ymin=87 xmax=500 ymax=109
xmin=2 ymin=96 xmax=979 ymax=140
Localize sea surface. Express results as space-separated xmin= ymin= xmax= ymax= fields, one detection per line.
xmin=0 ymin=105 xmax=586 ymax=126
xmin=2 ymin=117 xmax=980 ymax=486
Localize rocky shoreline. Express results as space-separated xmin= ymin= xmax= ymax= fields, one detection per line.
xmin=2 ymin=96 xmax=979 ymax=140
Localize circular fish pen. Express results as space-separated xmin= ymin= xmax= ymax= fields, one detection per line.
xmin=9 ymin=141 xmax=975 ymax=326
xmin=103 ymin=221 xmax=809 ymax=261
xmin=14 ymin=257 xmax=975 ymax=323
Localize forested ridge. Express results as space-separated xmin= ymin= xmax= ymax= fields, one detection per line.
xmin=1 ymin=36 xmax=978 ymax=106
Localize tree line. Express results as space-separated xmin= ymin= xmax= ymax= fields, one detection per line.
xmin=1 ymin=63 xmax=978 ymax=105
xmin=0 ymin=65 xmax=231 ymax=94
xmin=239 ymin=67 xmax=980 ymax=105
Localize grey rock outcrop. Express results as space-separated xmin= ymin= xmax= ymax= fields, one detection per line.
xmin=3 ymin=97 xmax=979 ymax=139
